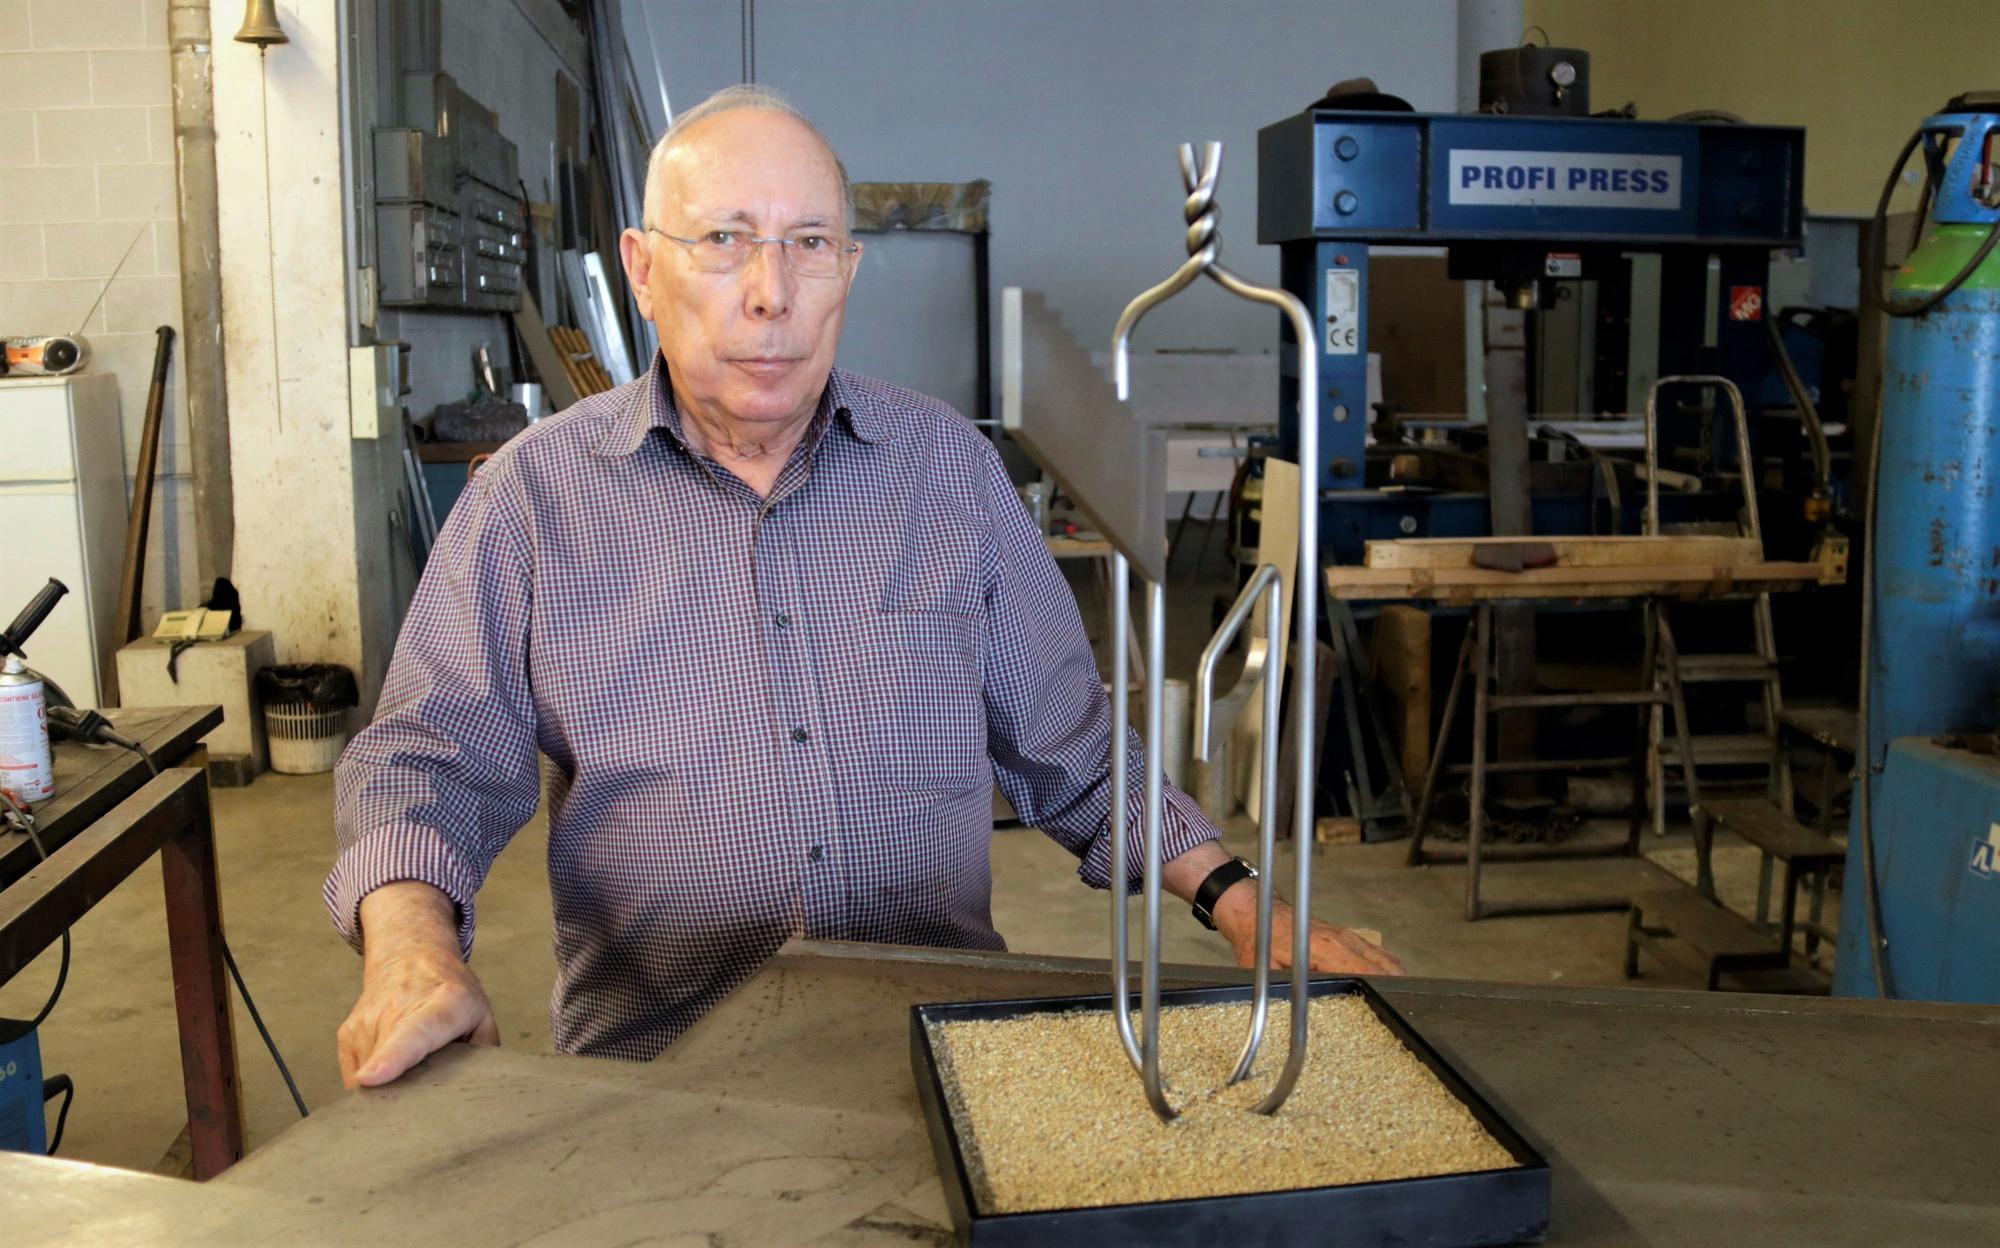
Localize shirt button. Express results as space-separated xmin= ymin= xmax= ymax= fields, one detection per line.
xmin=775 ymin=611 xmax=792 ymax=629
xmin=791 ymin=726 xmax=810 ymax=744
xmin=808 ymin=845 xmax=825 ymax=862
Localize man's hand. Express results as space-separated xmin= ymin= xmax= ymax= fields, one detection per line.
xmin=1211 ymin=884 xmax=1405 ymax=977
xmin=1161 ymin=842 xmax=1406 ymax=976
xmin=337 ymin=881 xmax=500 ymax=1089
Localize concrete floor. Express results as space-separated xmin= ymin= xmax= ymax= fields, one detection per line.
xmin=0 ymin=529 xmax=1819 ymax=1173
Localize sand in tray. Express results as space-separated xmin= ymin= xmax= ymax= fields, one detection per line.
xmin=927 ymin=995 xmax=1520 ymax=1214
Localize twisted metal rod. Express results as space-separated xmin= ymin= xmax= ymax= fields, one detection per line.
xmin=1108 ymin=141 xmax=1321 ymax=1121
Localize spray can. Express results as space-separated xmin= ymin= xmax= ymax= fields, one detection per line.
xmin=0 ymin=654 xmax=54 ymax=806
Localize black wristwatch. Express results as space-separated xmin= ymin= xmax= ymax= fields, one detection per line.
xmin=1192 ymin=855 xmax=1258 ymax=930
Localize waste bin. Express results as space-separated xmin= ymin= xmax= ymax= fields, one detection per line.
xmin=255 ymin=664 xmax=359 ymax=775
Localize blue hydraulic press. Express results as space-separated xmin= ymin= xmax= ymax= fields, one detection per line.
xmin=1257 ymin=68 xmax=1806 ymax=561
xmin=1836 ymin=95 xmax=2000 ymax=1003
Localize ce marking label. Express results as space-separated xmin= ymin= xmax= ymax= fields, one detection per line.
xmin=1324 ymin=269 xmax=1360 ymax=356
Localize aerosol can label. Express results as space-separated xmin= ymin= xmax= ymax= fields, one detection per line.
xmin=0 ymin=659 xmax=54 ymax=805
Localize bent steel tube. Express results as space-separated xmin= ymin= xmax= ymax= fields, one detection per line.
xmin=1138 ymin=579 xmax=1175 ymax=1121
xmin=1192 ymin=564 xmax=1280 ymax=764
xmin=1107 ymin=552 xmax=1143 ymax=1074
xmin=1191 ymin=563 xmax=1283 ymax=1083
xmin=1107 ymin=140 xmax=1322 ymax=1120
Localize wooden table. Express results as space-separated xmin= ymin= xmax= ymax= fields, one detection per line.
xmin=0 ymin=706 xmax=241 ymax=1179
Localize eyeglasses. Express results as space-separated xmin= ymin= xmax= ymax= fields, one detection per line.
xmin=647 ymin=226 xmax=858 ymax=279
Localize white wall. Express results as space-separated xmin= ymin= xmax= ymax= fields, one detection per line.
xmin=211 ymin=2 xmax=379 ymax=696
xmin=0 ymin=0 xmax=195 ymax=624
xmin=626 ymin=0 xmax=1459 ymax=410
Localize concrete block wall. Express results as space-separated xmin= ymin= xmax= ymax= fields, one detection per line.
xmin=0 ymin=0 xmax=195 ymax=625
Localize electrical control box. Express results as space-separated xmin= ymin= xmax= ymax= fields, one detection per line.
xmin=374 ymin=73 xmax=525 ymax=313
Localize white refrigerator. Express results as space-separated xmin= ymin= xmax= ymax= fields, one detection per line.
xmin=0 ymin=373 xmax=127 ymax=709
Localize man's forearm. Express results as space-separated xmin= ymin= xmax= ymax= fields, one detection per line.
xmin=357 ymin=880 xmax=462 ymax=967
xmin=1161 ymin=839 xmax=1235 ymax=906
xmin=1163 ymin=840 xmax=1270 ymax=936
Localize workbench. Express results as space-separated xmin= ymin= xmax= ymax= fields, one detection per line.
xmin=0 ymin=706 xmax=241 ymax=1179
xmin=4 ymin=941 xmax=1997 ymax=1245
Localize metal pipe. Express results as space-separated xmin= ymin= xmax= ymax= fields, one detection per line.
xmin=1229 ymin=571 xmax=1283 ymax=1085
xmin=1189 ymin=563 xmax=1282 ymax=1083
xmin=1107 ymin=553 xmax=1143 ymax=1073
xmin=1191 ymin=564 xmax=1280 ymax=763
xmin=1643 ymin=383 xmax=1662 ymax=535
xmin=1209 ymin=260 xmax=1318 ymax=1117
xmin=1138 ymin=580 xmax=1175 ymax=1121
xmin=169 ymin=0 xmax=236 ymax=586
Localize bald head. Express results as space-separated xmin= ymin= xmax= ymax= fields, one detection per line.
xmin=641 ymin=85 xmax=852 ymax=232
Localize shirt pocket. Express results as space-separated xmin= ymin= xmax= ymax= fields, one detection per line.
xmin=870 ymin=608 xmax=987 ymax=795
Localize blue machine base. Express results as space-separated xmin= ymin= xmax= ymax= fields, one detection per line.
xmin=0 ymin=1025 xmax=47 ymax=1155
xmin=1836 ymin=737 xmax=2000 ymax=1003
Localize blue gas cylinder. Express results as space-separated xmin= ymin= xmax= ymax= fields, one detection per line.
xmin=1839 ymin=103 xmax=2000 ymax=998
xmin=1865 ymin=108 xmax=2000 ymax=750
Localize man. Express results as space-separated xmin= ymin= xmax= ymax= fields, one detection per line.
xmin=328 ymin=86 xmax=1399 ymax=1089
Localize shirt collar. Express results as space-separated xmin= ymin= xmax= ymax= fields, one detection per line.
xmin=594 ymin=355 xmax=891 ymax=458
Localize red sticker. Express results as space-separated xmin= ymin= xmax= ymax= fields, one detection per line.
xmin=1729 ymin=286 xmax=1764 ymax=321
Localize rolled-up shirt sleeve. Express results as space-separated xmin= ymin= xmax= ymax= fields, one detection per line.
xmin=324 ymin=463 xmax=543 ymax=958
xmin=976 ymin=449 xmax=1222 ymax=888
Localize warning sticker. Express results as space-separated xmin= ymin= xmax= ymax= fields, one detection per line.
xmin=1324 ymin=269 xmax=1359 ymax=356
xmin=1544 ymin=253 xmax=1582 ymax=279
xmin=1972 ymin=822 xmax=2000 ymax=879
xmin=1729 ymin=285 xmax=1764 ymax=321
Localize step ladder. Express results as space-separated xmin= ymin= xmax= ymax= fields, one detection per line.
xmin=1626 ymin=888 xmax=1788 ymax=991
xmin=1408 ymin=595 xmax=1711 ymax=921
xmin=1626 ymin=794 xmax=1845 ymax=991
xmin=1708 ymin=796 xmax=1845 ymax=957
xmin=1642 ymin=379 xmax=1795 ymax=861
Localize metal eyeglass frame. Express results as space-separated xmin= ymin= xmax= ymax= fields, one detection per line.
xmin=644 ymin=226 xmax=859 ymax=277
xmin=1106 ymin=141 xmax=1321 ymax=1122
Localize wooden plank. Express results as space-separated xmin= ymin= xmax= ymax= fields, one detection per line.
xmin=1314 ymin=816 xmax=1363 ymax=845
xmin=1239 ymin=458 xmax=1301 ymax=817
xmin=112 ymin=326 xmax=177 ymax=697
xmin=1045 ymin=537 xmax=1113 ymax=559
xmin=1327 ymin=561 xmax=1834 ymax=602
xmin=510 ymin=292 xmax=582 ymax=413
xmin=1634 ymin=888 xmax=1783 ymax=961
xmin=1363 ymin=535 xmax=1760 ymax=571
xmin=1708 ymin=798 xmax=1845 ymax=866
xmin=1371 ymin=604 xmax=1430 ymax=794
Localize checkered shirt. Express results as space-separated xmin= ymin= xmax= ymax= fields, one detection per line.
xmin=326 ymin=357 xmax=1221 ymax=1060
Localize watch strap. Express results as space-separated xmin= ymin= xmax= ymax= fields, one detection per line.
xmin=1192 ymin=855 xmax=1258 ymax=930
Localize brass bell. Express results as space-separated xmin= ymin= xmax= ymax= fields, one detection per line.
xmin=233 ymin=0 xmax=289 ymax=48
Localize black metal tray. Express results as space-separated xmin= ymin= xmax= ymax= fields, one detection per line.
xmin=911 ymin=978 xmax=1550 ymax=1247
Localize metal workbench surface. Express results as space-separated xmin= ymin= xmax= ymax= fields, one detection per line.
xmin=6 ymin=941 xmax=1999 ymax=1246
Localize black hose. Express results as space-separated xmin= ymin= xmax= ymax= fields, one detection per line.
xmin=43 ymin=1074 xmax=73 ymax=1154
xmin=1763 ymin=315 xmax=1831 ymax=500
xmin=1854 ymin=408 xmax=1893 ymax=999
xmin=106 ymin=737 xmax=309 ymax=1118
xmin=221 ymin=940 xmax=308 ymax=1118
